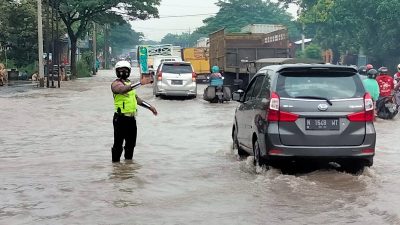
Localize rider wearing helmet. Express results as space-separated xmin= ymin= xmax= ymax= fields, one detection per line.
xmin=358 ymin=66 xmax=367 ymax=75
xmin=394 ymin=64 xmax=400 ymax=86
xmin=366 ymin=64 xmax=374 ymax=72
xmin=363 ymin=69 xmax=380 ymax=102
xmin=210 ymin=65 xmax=223 ymax=86
xmin=111 ymin=60 xmax=157 ymax=162
xmin=376 ymin=66 xmax=394 ymax=98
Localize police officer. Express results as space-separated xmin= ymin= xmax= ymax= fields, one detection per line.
xmin=111 ymin=60 xmax=157 ymax=162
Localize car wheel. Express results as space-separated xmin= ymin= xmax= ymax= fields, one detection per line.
xmin=339 ymin=160 xmax=365 ymax=175
xmin=253 ymin=139 xmax=268 ymax=167
xmin=233 ymin=126 xmax=248 ymax=157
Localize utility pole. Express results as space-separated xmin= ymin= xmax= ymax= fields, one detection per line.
xmin=93 ymin=22 xmax=97 ymax=75
xmin=37 ymin=0 xmax=45 ymax=87
xmin=104 ymin=24 xmax=109 ymax=69
xmin=301 ymin=23 xmax=305 ymax=52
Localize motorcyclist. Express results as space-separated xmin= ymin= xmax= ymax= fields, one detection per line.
xmin=394 ymin=64 xmax=400 ymax=86
xmin=366 ymin=64 xmax=374 ymax=72
xmin=358 ymin=66 xmax=367 ymax=75
xmin=363 ymin=69 xmax=380 ymax=103
xmin=209 ymin=66 xmax=223 ymax=86
xmin=376 ymin=67 xmax=394 ymax=99
xmin=394 ymin=64 xmax=400 ymax=107
xmin=111 ymin=60 xmax=158 ymax=162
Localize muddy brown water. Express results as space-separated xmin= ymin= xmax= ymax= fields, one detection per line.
xmin=1 ymin=70 xmax=399 ymax=225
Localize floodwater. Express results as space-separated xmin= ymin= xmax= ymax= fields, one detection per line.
xmin=1 ymin=70 xmax=399 ymax=225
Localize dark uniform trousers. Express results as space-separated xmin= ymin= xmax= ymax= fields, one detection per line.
xmin=112 ymin=113 xmax=137 ymax=162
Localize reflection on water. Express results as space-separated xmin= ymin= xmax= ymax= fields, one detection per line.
xmin=109 ymin=160 xmax=142 ymax=181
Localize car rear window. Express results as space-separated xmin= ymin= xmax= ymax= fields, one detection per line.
xmin=162 ymin=63 xmax=192 ymax=74
xmin=276 ymin=72 xmax=365 ymax=100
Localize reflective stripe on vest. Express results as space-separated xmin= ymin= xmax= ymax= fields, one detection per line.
xmin=113 ymin=80 xmax=137 ymax=114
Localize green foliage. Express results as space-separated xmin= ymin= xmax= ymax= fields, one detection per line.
xmin=55 ymin=0 xmax=160 ymax=77
xmin=196 ymin=0 xmax=300 ymax=40
xmin=0 ymin=0 xmax=38 ymax=67
xmin=304 ymin=44 xmax=322 ymax=59
xmin=160 ymin=32 xmax=204 ymax=47
xmin=142 ymin=40 xmax=160 ymax=45
xmin=289 ymin=0 xmax=400 ymax=65
xmin=76 ymin=51 xmax=93 ymax=78
xmin=77 ymin=60 xmax=91 ymax=78
xmin=109 ymin=23 xmax=144 ymax=55
xmin=19 ymin=63 xmax=37 ymax=76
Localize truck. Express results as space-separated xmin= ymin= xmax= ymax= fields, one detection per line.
xmin=209 ymin=26 xmax=290 ymax=90
xmin=182 ymin=47 xmax=210 ymax=83
xmin=137 ymin=44 xmax=182 ymax=77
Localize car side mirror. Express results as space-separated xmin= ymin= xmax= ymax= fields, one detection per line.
xmin=232 ymin=89 xmax=245 ymax=102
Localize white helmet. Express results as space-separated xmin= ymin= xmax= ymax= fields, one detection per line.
xmin=115 ymin=60 xmax=131 ymax=78
xmin=397 ymin=64 xmax=400 ymax=72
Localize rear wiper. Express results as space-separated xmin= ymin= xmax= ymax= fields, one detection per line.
xmin=295 ymin=96 xmax=333 ymax=106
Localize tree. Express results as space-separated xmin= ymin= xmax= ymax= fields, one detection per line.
xmin=304 ymin=44 xmax=322 ymax=59
xmin=160 ymin=32 xmax=204 ymax=47
xmin=109 ymin=22 xmax=144 ymax=56
xmin=0 ymin=0 xmax=38 ymax=68
xmin=297 ymin=0 xmax=400 ymax=65
xmin=196 ymin=0 xmax=300 ymax=40
xmin=55 ymin=0 xmax=160 ymax=78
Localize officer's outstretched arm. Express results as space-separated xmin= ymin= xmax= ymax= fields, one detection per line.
xmin=136 ymin=96 xmax=158 ymax=116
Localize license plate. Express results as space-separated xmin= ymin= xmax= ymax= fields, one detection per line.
xmin=306 ymin=118 xmax=339 ymax=130
xmin=171 ymin=80 xmax=183 ymax=85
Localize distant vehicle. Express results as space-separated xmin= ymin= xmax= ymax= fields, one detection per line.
xmin=137 ymin=45 xmax=182 ymax=78
xmin=151 ymin=55 xmax=182 ymax=75
xmin=153 ymin=62 xmax=197 ymax=98
xmin=209 ymin=26 xmax=290 ymax=90
xmin=182 ymin=47 xmax=210 ymax=83
xmin=232 ymin=64 xmax=376 ymax=173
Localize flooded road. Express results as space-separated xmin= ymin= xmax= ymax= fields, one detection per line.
xmin=1 ymin=69 xmax=400 ymax=224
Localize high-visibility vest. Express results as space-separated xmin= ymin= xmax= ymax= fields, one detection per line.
xmin=113 ymin=80 xmax=137 ymax=114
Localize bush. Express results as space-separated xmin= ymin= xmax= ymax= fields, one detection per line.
xmin=76 ymin=51 xmax=94 ymax=78
xmin=77 ymin=59 xmax=91 ymax=78
xmin=304 ymin=44 xmax=322 ymax=60
xmin=19 ymin=63 xmax=37 ymax=76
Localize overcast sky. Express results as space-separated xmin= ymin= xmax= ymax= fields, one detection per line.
xmin=130 ymin=0 xmax=298 ymax=42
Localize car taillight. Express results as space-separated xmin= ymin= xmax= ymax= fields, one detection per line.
xmin=347 ymin=93 xmax=374 ymax=122
xmin=361 ymin=149 xmax=375 ymax=154
xmin=267 ymin=92 xmax=299 ymax=122
xmin=157 ymin=71 xmax=162 ymax=81
xmin=192 ymin=72 xmax=197 ymax=82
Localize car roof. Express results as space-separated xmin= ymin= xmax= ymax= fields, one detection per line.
xmin=162 ymin=61 xmax=190 ymax=65
xmin=258 ymin=64 xmax=358 ymax=74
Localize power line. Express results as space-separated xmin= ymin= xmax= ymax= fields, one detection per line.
xmin=132 ymin=26 xmax=191 ymax=31
xmin=158 ymin=13 xmax=216 ymax=18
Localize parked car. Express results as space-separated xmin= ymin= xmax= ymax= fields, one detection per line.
xmin=232 ymin=64 xmax=376 ymax=172
xmin=153 ymin=62 xmax=197 ymax=98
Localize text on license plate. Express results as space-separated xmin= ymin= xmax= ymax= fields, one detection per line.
xmin=171 ymin=80 xmax=183 ymax=85
xmin=306 ymin=118 xmax=339 ymax=130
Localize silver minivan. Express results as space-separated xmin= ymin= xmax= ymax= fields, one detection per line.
xmin=153 ymin=62 xmax=197 ymax=98
xmin=232 ymin=64 xmax=376 ymax=173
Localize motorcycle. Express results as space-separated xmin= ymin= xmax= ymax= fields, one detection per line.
xmin=203 ymin=77 xmax=231 ymax=103
xmin=376 ymin=94 xmax=399 ymax=119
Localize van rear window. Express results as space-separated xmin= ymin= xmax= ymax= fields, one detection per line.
xmin=162 ymin=64 xmax=192 ymax=74
xmin=276 ymin=72 xmax=365 ymax=99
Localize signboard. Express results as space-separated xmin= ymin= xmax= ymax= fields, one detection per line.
xmin=138 ymin=46 xmax=148 ymax=74
xmin=77 ymin=38 xmax=89 ymax=49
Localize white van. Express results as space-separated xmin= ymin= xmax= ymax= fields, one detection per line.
xmin=150 ymin=56 xmax=182 ymax=74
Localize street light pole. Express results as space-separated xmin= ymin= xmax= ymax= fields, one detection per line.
xmin=37 ymin=0 xmax=45 ymax=87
